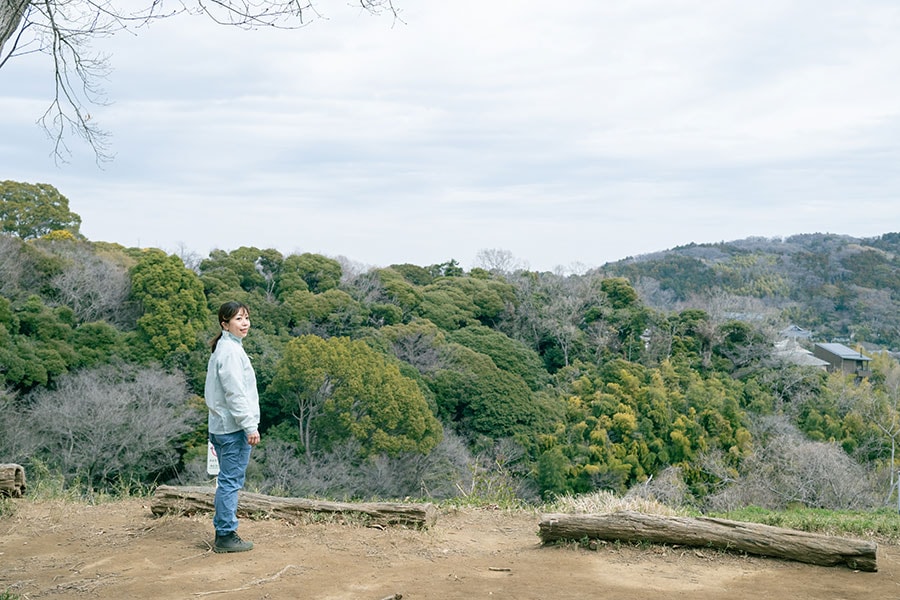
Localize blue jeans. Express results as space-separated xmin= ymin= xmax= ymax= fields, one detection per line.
xmin=209 ymin=430 xmax=252 ymax=536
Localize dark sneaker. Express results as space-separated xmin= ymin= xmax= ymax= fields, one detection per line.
xmin=213 ymin=531 xmax=254 ymax=553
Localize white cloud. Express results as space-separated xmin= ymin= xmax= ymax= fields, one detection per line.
xmin=3 ymin=0 xmax=900 ymax=271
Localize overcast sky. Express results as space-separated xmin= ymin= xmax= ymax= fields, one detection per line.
xmin=3 ymin=1 xmax=900 ymax=272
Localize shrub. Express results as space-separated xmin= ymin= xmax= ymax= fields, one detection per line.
xmin=704 ymin=416 xmax=878 ymax=511
xmin=21 ymin=364 xmax=202 ymax=490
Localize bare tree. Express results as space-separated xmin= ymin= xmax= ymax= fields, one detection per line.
xmin=254 ymin=438 xmax=308 ymax=496
xmin=390 ymin=329 xmax=444 ymax=374
xmin=341 ymin=268 xmax=380 ymax=304
xmin=630 ymin=276 xmax=677 ymax=312
xmin=679 ymin=288 xmax=780 ymax=328
xmin=0 ymin=1 xmax=28 ymax=64
xmin=333 ymin=254 xmax=372 ymax=286
xmin=1 ymin=0 xmax=399 ymax=162
xmin=474 ymin=248 xmax=527 ymax=275
xmin=278 ymin=438 xmax=363 ymax=499
xmin=51 ymin=246 xmax=132 ymax=324
xmin=501 ymin=270 xmax=606 ymax=367
xmin=356 ymin=426 xmax=473 ymax=500
xmin=0 ymin=387 xmax=33 ymax=463
xmin=24 ymin=364 xmax=202 ymax=487
xmin=704 ymin=416 xmax=877 ymax=511
xmin=855 ymin=353 xmax=900 ymax=504
xmin=251 ymin=426 xmax=499 ymax=502
xmin=291 ymin=375 xmax=333 ymax=460
xmin=625 ymin=466 xmax=691 ymax=508
xmin=0 ymin=233 xmax=23 ymax=296
xmin=175 ymin=243 xmax=203 ymax=274
xmin=537 ymin=272 xmax=603 ymax=367
xmin=640 ymin=316 xmax=678 ymax=366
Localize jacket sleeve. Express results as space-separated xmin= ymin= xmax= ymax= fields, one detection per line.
xmin=216 ymin=347 xmax=259 ymax=435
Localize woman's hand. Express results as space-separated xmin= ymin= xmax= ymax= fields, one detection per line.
xmin=247 ymin=431 xmax=261 ymax=446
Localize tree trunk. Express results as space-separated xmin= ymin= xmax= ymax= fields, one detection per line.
xmin=0 ymin=463 xmax=26 ymax=497
xmin=0 ymin=0 xmax=28 ymax=58
xmin=150 ymin=485 xmax=437 ymax=529
xmin=538 ymin=511 xmax=877 ymax=572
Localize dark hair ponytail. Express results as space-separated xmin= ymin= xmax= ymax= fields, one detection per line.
xmin=209 ymin=301 xmax=251 ymax=352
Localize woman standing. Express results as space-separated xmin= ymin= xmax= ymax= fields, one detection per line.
xmin=205 ymin=301 xmax=260 ymax=553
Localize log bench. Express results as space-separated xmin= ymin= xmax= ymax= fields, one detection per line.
xmin=538 ymin=510 xmax=878 ymax=572
xmin=150 ymin=485 xmax=437 ymax=529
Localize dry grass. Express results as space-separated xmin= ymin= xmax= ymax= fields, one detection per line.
xmin=545 ymin=490 xmax=682 ymax=516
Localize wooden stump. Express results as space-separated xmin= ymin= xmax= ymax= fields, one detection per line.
xmin=0 ymin=463 xmax=26 ymax=497
xmin=539 ymin=511 xmax=877 ymax=572
xmin=151 ymin=485 xmax=437 ymax=529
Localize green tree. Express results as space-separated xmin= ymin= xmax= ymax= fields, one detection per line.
xmin=199 ymin=247 xmax=284 ymax=299
xmin=373 ymin=267 xmax=424 ymax=316
xmin=388 ymin=263 xmax=433 ymax=286
xmin=284 ymin=288 xmax=365 ymax=337
xmin=543 ymin=357 xmax=750 ymax=496
xmin=275 ymin=255 xmax=310 ymax=300
xmin=0 ymin=322 xmax=48 ymax=390
xmin=7 ymin=295 xmax=76 ymax=389
xmin=428 ymin=343 xmax=543 ymax=442
xmin=446 ymin=324 xmax=549 ymax=391
xmin=70 ymin=321 xmax=127 ymax=368
xmin=198 ymin=249 xmax=242 ymax=299
xmin=130 ymin=249 xmax=209 ymax=361
xmin=268 ymin=335 xmax=442 ymax=458
xmin=428 ymin=258 xmax=464 ymax=278
xmin=712 ymin=320 xmax=770 ymax=375
xmin=600 ymin=277 xmax=639 ymax=310
xmin=0 ymin=181 xmax=82 ymax=240
xmin=584 ymin=277 xmax=649 ymax=363
xmin=536 ymin=446 xmax=570 ymax=499
xmin=282 ymin=253 xmax=342 ymax=295
xmin=417 ymin=276 xmax=515 ymax=331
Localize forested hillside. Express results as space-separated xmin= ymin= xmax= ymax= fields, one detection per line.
xmin=598 ymin=233 xmax=900 ymax=351
xmin=2 ymin=180 xmax=899 ymax=513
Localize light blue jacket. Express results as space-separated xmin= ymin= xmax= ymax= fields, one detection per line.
xmin=205 ymin=331 xmax=260 ymax=436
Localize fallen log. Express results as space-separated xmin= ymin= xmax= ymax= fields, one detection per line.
xmin=0 ymin=463 xmax=26 ymax=497
xmin=538 ymin=511 xmax=877 ymax=572
xmin=151 ymin=485 xmax=437 ymax=529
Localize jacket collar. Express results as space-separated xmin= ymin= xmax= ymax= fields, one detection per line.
xmin=221 ymin=330 xmax=244 ymax=345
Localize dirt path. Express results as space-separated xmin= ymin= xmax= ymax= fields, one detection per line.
xmin=2 ymin=498 xmax=898 ymax=599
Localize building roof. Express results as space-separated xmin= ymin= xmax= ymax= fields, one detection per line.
xmin=774 ymin=339 xmax=830 ymax=368
xmin=779 ymin=325 xmax=813 ymax=339
xmin=816 ymin=343 xmax=870 ymax=360
xmin=786 ymin=353 xmax=831 ymax=368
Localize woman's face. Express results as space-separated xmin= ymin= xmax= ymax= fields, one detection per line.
xmin=222 ymin=308 xmax=250 ymax=339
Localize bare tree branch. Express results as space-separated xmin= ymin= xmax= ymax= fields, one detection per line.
xmin=1 ymin=0 xmax=400 ymax=164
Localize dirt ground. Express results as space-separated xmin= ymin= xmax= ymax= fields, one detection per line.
xmin=2 ymin=498 xmax=899 ymax=600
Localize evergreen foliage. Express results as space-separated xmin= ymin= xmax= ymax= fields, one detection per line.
xmin=267 ymin=335 xmax=443 ymax=457
xmin=0 ymin=181 xmax=82 ymax=240
xmin=4 ymin=181 xmax=900 ymax=509
xmin=130 ymin=249 xmax=210 ymax=361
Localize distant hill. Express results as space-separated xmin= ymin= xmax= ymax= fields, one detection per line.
xmin=594 ymin=232 xmax=900 ymax=350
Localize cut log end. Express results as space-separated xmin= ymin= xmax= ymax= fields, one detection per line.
xmin=0 ymin=463 xmax=26 ymax=497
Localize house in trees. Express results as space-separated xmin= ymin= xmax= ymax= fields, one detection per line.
xmin=779 ymin=324 xmax=813 ymax=340
xmin=773 ymin=339 xmax=829 ymax=370
xmin=773 ymin=325 xmax=828 ymax=370
xmin=813 ymin=343 xmax=872 ymax=378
